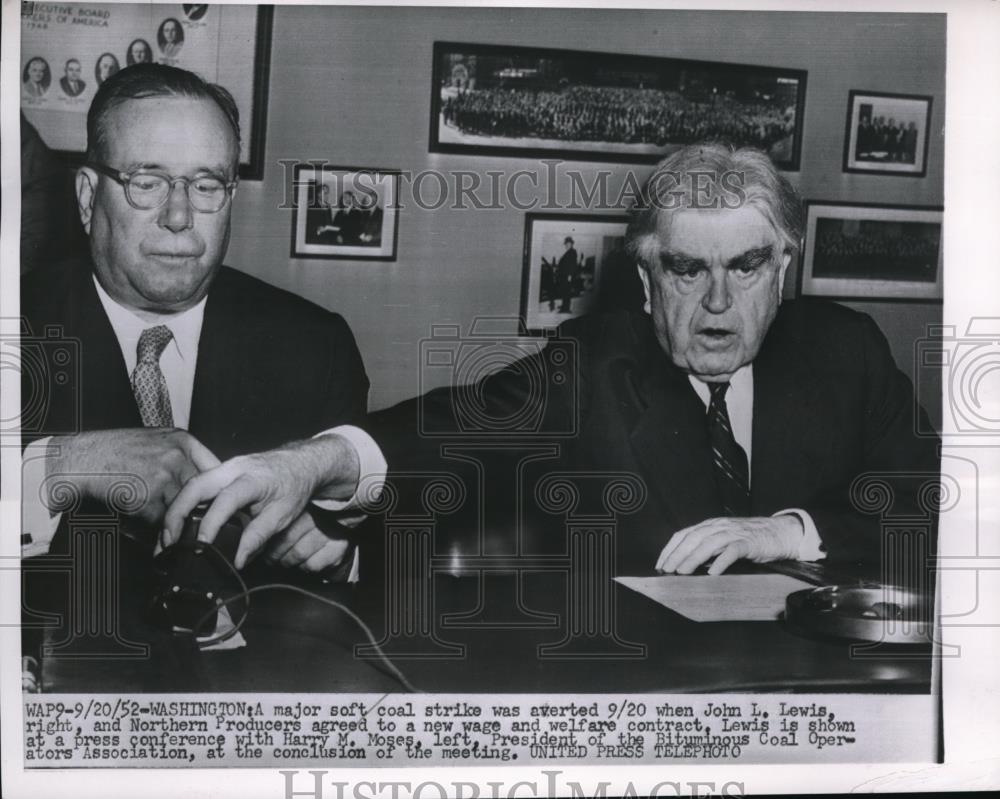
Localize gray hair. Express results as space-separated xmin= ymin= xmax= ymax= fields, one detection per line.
xmin=626 ymin=143 xmax=804 ymax=270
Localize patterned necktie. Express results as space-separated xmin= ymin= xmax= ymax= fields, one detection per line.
xmin=706 ymin=382 xmax=751 ymax=516
xmin=132 ymin=325 xmax=174 ymax=427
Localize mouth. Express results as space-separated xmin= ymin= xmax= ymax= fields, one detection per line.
xmin=149 ymin=252 xmax=201 ymax=263
xmin=695 ymin=327 xmax=737 ymax=348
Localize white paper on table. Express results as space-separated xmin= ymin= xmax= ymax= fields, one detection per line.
xmin=172 ymin=606 xmax=247 ymax=650
xmin=614 ymin=574 xmax=813 ymax=622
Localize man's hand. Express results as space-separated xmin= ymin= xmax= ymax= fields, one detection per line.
xmin=162 ymin=434 xmax=360 ymax=569
xmin=656 ymin=515 xmax=803 ymax=576
xmin=45 ymin=428 xmax=220 ymax=525
xmin=262 ymin=511 xmax=351 ymax=573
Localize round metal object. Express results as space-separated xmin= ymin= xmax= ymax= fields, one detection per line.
xmin=785 ymin=585 xmax=932 ymax=644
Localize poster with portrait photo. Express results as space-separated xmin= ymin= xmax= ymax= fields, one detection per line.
xmin=19 ymin=2 xmax=271 ymax=178
xmin=291 ymin=165 xmax=400 ymax=261
xmin=843 ymin=90 xmax=933 ymax=176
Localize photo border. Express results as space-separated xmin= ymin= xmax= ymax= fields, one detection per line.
xmin=842 ymin=89 xmax=933 ymax=178
xmin=290 ymin=163 xmax=401 ymax=262
xmin=520 ymin=211 xmax=630 ymax=334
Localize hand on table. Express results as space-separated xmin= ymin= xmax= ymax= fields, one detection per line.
xmin=162 ymin=434 xmax=360 ymax=569
xmin=656 ymin=515 xmax=803 ymax=576
xmin=46 ymin=428 xmax=220 ymax=525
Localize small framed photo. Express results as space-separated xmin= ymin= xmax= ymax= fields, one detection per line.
xmin=800 ymin=202 xmax=942 ymax=300
xmin=843 ymin=90 xmax=933 ymax=177
xmin=291 ymin=164 xmax=399 ymax=260
xmin=520 ymin=214 xmax=637 ymax=332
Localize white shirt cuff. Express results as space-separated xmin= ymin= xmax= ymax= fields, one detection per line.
xmin=773 ymin=508 xmax=827 ymax=561
xmin=21 ymin=437 xmax=62 ymax=556
xmin=310 ymin=425 xmax=386 ymax=522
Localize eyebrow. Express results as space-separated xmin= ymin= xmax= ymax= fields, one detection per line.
xmin=659 ymin=244 xmax=774 ymax=271
xmin=122 ymin=161 xmax=232 ymax=178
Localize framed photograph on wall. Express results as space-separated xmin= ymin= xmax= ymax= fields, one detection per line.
xmin=291 ymin=164 xmax=400 ymax=261
xmin=800 ymin=202 xmax=943 ymax=300
xmin=432 ymin=41 xmax=807 ymax=169
xmin=521 ymin=214 xmax=640 ymax=332
xmin=843 ymin=90 xmax=933 ymax=177
xmin=20 ymin=3 xmax=273 ymax=179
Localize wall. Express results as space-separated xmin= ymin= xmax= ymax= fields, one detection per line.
xmin=223 ymin=6 xmax=945 ymax=425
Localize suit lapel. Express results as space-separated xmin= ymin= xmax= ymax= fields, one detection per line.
xmin=71 ymin=269 xmax=143 ymax=430
xmin=189 ymin=272 xmax=246 ymax=455
xmin=750 ymin=313 xmax=830 ymax=512
xmin=624 ymin=318 xmax=722 ymax=528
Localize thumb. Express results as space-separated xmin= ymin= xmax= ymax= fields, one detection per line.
xmin=185 ymin=436 xmax=222 ymax=472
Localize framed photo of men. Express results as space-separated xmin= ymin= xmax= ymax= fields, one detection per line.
xmin=843 ymin=90 xmax=933 ymax=177
xmin=431 ymin=41 xmax=807 ymax=169
xmin=520 ymin=213 xmax=636 ymax=332
xmin=799 ymin=201 xmax=943 ymax=300
xmin=291 ymin=164 xmax=400 ymax=261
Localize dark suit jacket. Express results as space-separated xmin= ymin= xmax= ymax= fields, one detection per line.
xmin=59 ymin=76 xmax=86 ymax=97
xmin=21 ymin=257 xmax=369 ymax=530
xmin=372 ymin=300 xmax=940 ymax=577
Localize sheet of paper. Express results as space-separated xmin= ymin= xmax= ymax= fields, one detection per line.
xmin=173 ymin=606 xmax=247 ymax=651
xmin=615 ymin=574 xmax=813 ymax=622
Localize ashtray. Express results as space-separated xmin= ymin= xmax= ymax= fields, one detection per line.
xmin=785 ymin=585 xmax=932 ymax=644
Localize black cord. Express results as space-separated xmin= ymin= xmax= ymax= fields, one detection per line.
xmin=190 ymin=580 xmax=421 ymax=694
xmin=175 ymin=539 xmax=252 ymax=647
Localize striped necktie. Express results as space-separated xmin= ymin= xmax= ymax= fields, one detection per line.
xmin=132 ymin=325 xmax=175 ymax=427
xmin=706 ymin=382 xmax=750 ymax=516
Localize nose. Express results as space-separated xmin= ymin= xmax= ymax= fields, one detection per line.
xmin=158 ymin=180 xmax=193 ymax=233
xmin=702 ymin=266 xmax=731 ymax=314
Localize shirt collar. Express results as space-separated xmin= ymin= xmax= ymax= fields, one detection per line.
xmin=92 ymin=275 xmax=206 ymax=363
xmin=688 ymin=363 xmax=754 ymax=405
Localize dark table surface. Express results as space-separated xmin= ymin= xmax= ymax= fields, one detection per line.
xmin=23 ymin=534 xmax=931 ymax=695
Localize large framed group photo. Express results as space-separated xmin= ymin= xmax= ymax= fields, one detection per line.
xmin=431 ymin=41 xmax=807 ymax=169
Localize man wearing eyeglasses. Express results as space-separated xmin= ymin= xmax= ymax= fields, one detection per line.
xmin=21 ymin=64 xmax=374 ymax=576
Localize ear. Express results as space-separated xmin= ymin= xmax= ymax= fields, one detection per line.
xmin=75 ymin=167 xmax=97 ymax=234
xmin=777 ymin=249 xmax=792 ymax=304
xmin=637 ymin=264 xmax=652 ymax=314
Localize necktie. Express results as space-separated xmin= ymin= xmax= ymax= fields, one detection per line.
xmin=706 ymin=382 xmax=751 ymax=516
xmin=132 ymin=325 xmax=174 ymax=427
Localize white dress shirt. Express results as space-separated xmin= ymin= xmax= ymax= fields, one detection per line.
xmin=687 ymin=365 xmax=825 ymax=561
xmin=21 ymin=277 xmax=386 ymax=574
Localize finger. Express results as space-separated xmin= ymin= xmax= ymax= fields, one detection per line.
xmin=301 ymin=540 xmax=350 ymax=573
xmin=280 ymin=528 xmax=324 ymax=568
xmin=169 ymin=459 xmax=202 ymax=504
xmin=656 ymin=523 xmax=702 ymax=571
xmin=162 ymin=466 xmax=236 ymax=544
xmin=197 ymin=478 xmax=261 ymax=545
xmin=268 ymin=514 xmax=315 ymax=564
xmin=661 ymin=521 xmax=725 ymax=573
xmin=707 ymin=543 xmax=746 ymax=576
xmin=676 ymin=532 xmax=735 ymax=575
xmin=656 ymin=530 xmax=688 ymax=572
xmin=235 ymin=504 xmax=291 ymax=569
xmin=656 ymin=518 xmax=719 ymax=572
xmin=184 ymin=436 xmax=222 ymax=472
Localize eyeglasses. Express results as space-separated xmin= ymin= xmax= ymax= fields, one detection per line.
xmin=88 ymin=162 xmax=238 ymax=213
